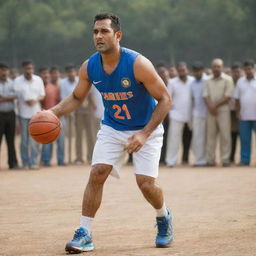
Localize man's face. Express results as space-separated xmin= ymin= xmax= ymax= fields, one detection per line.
xmin=50 ymin=70 xmax=60 ymax=84
xmin=193 ymin=69 xmax=203 ymax=80
xmin=66 ymin=68 xmax=77 ymax=81
xmin=157 ymin=66 xmax=169 ymax=82
xmin=212 ymin=62 xmax=223 ymax=77
xmin=169 ymin=67 xmax=177 ymax=78
xmin=23 ymin=64 xmax=34 ymax=78
xmin=40 ymin=70 xmax=50 ymax=84
xmin=0 ymin=68 xmax=9 ymax=81
xmin=93 ymin=19 xmax=122 ymax=53
xmin=231 ymin=68 xmax=242 ymax=81
xmin=10 ymin=70 xmax=19 ymax=79
xmin=177 ymin=65 xmax=188 ymax=79
xmin=244 ymin=65 xmax=255 ymax=78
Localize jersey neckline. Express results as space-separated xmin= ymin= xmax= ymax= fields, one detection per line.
xmin=99 ymin=47 xmax=124 ymax=77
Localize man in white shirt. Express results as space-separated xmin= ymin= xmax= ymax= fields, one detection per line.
xmin=0 ymin=63 xmax=19 ymax=169
xmin=166 ymin=62 xmax=194 ymax=167
xmin=14 ymin=60 xmax=45 ymax=169
xmin=234 ymin=60 xmax=256 ymax=166
xmin=59 ymin=65 xmax=78 ymax=164
xmin=191 ymin=62 xmax=208 ymax=166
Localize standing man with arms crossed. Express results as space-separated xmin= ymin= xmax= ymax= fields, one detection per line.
xmin=46 ymin=13 xmax=172 ymax=252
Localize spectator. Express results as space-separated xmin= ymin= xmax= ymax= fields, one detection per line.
xmin=234 ymin=59 xmax=256 ymax=166
xmin=230 ymin=62 xmax=243 ymax=163
xmin=191 ymin=61 xmax=208 ymax=166
xmin=166 ymin=62 xmax=194 ymax=167
xmin=205 ymin=68 xmax=212 ymax=76
xmin=14 ymin=60 xmax=45 ymax=169
xmin=60 ymin=65 xmax=78 ymax=100
xmin=40 ymin=67 xmax=65 ymax=166
xmin=0 ymin=63 xmax=19 ymax=169
xmin=74 ymin=93 xmax=96 ymax=165
xmin=203 ymin=58 xmax=234 ymax=167
xmin=50 ymin=66 xmax=61 ymax=86
xmin=156 ymin=63 xmax=170 ymax=164
xmin=60 ymin=65 xmax=78 ymax=164
xmin=169 ymin=65 xmax=177 ymax=78
xmin=224 ymin=67 xmax=232 ymax=76
xmin=10 ymin=68 xmax=20 ymax=80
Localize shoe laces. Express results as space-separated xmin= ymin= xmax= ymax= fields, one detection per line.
xmin=73 ymin=227 xmax=86 ymax=241
xmin=156 ymin=217 xmax=169 ymax=236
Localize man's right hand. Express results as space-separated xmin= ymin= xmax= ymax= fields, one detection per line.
xmin=208 ymin=102 xmax=218 ymax=116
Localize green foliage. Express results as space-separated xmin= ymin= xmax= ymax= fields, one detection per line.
xmin=0 ymin=0 xmax=255 ymax=68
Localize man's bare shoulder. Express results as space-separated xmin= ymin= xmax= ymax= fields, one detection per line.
xmin=133 ymin=55 xmax=157 ymax=83
xmin=79 ymin=59 xmax=89 ymax=81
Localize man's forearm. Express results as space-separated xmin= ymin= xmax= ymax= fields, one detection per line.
xmin=142 ymin=95 xmax=172 ymax=137
xmin=51 ymin=93 xmax=83 ymax=118
xmin=0 ymin=96 xmax=16 ymax=102
xmin=215 ymin=96 xmax=230 ymax=108
xmin=204 ymin=97 xmax=212 ymax=110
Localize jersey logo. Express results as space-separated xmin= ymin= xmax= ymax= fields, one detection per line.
xmin=93 ymin=80 xmax=102 ymax=85
xmin=121 ymin=78 xmax=131 ymax=88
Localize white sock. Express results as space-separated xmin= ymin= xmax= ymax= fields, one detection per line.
xmin=156 ymin=202 xmax=168 ymax=217
xmin=80 ymin=216 xmax=94 ymax=234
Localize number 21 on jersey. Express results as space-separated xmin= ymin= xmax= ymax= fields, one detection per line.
xmin=112 ymin=104 xmax=131 ymax=120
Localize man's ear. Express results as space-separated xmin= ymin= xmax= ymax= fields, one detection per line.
xmin=116 ymin=31 xmax=122 ymax=42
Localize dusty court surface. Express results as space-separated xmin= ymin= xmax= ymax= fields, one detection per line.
xmin=0 ymin=164 xmax=256 ymax=256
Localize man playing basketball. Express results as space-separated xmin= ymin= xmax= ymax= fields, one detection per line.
xmin=49 ymin=13 xmax=173 ymax=253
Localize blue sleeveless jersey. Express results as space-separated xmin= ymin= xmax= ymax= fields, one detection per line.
xmin=87 ymin=47 xmax=156 ymax=131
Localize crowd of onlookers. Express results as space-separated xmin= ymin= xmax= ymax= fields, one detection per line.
xmin=0 ymin=58 xmax=255 ymax=170
xmin=157 ymin=58 xmax=256 ymax=167
xmin=0 ymin=61 xmax=103 ymax=170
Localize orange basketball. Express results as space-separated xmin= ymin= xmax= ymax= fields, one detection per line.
xmin=29 ymin=111 xmax=61 ymax=144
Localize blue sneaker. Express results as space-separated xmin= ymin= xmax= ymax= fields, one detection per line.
xmin=65 ymin=227 xmax=94 ymax=253
xmin=155 ymin=210 xmax=174 ymax=248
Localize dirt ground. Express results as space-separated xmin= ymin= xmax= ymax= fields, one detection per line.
xmin=0 ymin=161 xmax=256 ymax=256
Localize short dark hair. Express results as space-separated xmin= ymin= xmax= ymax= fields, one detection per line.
xmin=39 ymin=67 xmax=49 ymax=73
xmin=192 ymin=61 xmax=204 ymax=71
xmin=22 ymin=60 xmax=33 ymax=67
xmin=94 ymin=13 xmax=121 ymax=32
xmin=176 ymin=61 xmax=187 ymax=69
xmin=243 ymin=59 xmax=255 ymax=68
xmin=156 ymin=62 xmax=168 ymax=69
xmin=65 ymin=64 xmax=76 ymax=72
xmin=0 ymin=63 xmax=9 ymax=69
xmin=50 ymin=66 xmax=60 ymax=73
xmin=231 ymin=62 xmax=242 ymax=70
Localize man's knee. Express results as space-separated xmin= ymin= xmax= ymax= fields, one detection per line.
xmin=136 ymin=175 xmax=155 ymax=194
xmin=89 ymin=164 xmax=112 ymax=184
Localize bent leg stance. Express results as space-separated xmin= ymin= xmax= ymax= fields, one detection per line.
xmin=66 ymin=124 xmax=173 ymax=253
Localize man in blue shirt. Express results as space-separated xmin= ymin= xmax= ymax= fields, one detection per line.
xmin=45 ymin=13 xmax=172 ymax=252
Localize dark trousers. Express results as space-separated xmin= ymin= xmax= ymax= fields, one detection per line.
xmin=230 ymin=131 xmax=238 ymax=162
xmin=160 ymin=116 xmax=169 ymax=163
xmin=182 ymin=123 xmax=192 ymax=163
xmin=0 ymin=111 xmax=18 ymax=168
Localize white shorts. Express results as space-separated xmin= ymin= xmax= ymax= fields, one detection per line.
xmin=92 ymin=124 xmax=164 ymax=179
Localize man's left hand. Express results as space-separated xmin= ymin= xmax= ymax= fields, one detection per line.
xmin=124 ymin=131 xmax=149 ymax=154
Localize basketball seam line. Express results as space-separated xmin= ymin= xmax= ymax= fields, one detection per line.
xmin=30 ymin=124 xmax=61 ymax=136
xmin=29 ymin=121 xmax=60 ymax=124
